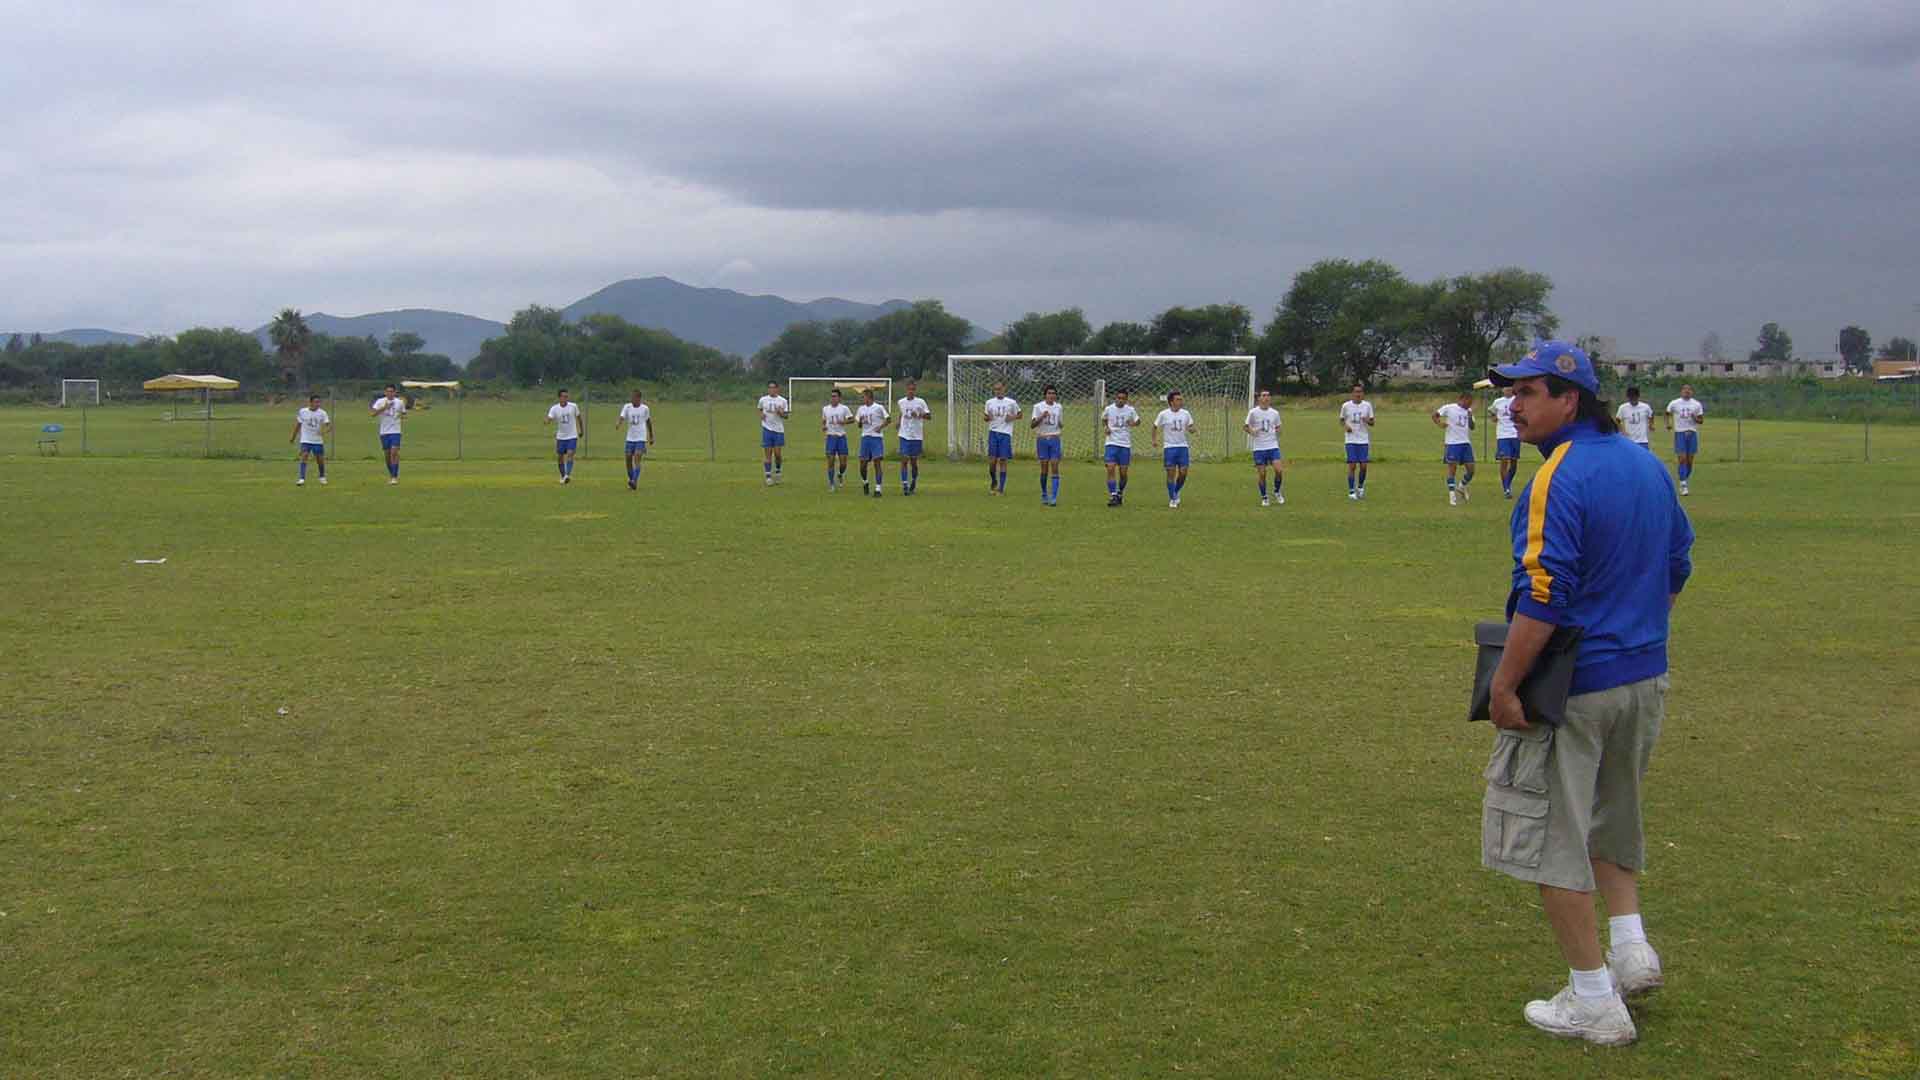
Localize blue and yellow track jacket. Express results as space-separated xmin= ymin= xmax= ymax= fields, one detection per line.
xmin=1507 ymin=421 xmax=1695 ymax=695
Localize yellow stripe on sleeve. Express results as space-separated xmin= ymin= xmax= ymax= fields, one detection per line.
xmin=1522 ymin=442 xmax=1574 ymax=604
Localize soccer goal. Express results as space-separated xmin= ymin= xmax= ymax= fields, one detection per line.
xmin=788 ymin=376 xmax=894 ymax=410
xmin=60 ymin=379 xmax=100 ymax=407
xmin=945 ymin=355 xmax=1255 ymax=462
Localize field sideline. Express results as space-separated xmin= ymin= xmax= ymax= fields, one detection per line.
xmin=2 ymin=439 xmax=1917 ymax=1076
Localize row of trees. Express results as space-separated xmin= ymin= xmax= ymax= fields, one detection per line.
xmin=1833 ymin=326 xmax=1916 ymax=372
xmin=463 ymin=306 xmax=740 ymax=386
xmin=0 ymin=323 xmax=457 ymax=392
xmin=750 ymin=300 xmax=975 ymax=382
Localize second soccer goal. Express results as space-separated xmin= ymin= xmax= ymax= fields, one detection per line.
xmin=945 ymin=355 xmax=1254 ymax=462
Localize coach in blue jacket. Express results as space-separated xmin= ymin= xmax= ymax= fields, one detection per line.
xmin=1480 ymin=341 xmax=1693 ymax=1047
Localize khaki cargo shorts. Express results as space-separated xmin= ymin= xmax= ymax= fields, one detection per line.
xmin=1480 ymin=674 xmax=1669 ymax=891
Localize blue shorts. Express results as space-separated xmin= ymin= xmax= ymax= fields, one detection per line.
xmin=1104 ymin=445 xmax=1132 ymax=467
xmin=987 ymin=431 xmax=1013 ymax=459
xmin=898 ymin=437 xmax=923 ymax=459
xmin=860 ymin=435 xmax=885 ymax=461
xmin=1035 ymin=436 xmax=1062 ymax=461
xmin=1444 ymin=443 xmax=1475 ymax=465
xmin=761 ymin=428 xmax=786 ymax=449
xmin=299 ymin=442 xmax=325 ymax=456
xmin=380 ymin=433 xmax=401 ymax=450
xmin=1674 ymin=431 xmax=1699 ymax=456
xmin=556 ymin=438 xmax=578 ymax=454
xmin=1252 ymin=447 xmax=1281 ymax=466
xmin=1497 ymin=438 xmax=1522 ymax=460
xmin=1163 ymin=446 xmax=1191 ymax=468
xmin=824 ymin=434 xmax=849 ymax=457
xmin=625 ymin=440 xmax=647 ymax=455
xmin=1345 ymin=443 xmax=1370 ymax=464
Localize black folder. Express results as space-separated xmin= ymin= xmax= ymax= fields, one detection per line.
xmin=1468 ymin=621 xmax=1585 ymax=728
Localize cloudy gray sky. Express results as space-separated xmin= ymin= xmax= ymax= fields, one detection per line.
xmin=3 ymin=0 xmax=1916 ymax=356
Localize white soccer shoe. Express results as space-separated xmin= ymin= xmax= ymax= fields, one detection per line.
xmin=1460 ymin=486 xmax=1471 ymax=502
xmin=295 ymin=478 xmax=305 ymax=486
xmin=1275 ymin=494 xmax=1285 ymax=505
xmin=387 ymin=477 xmax=397 ymax=486
xmin=1357 ymin=487 xmax=1366 ymax=499
xmin=1523 ymin=986 xmax=1636 ymax=1046
xmin=1449 ymin=490 xmax=1459 ymax=506
xmin=1607 ymin=942 xmax=1664 ymax=999
xmin=1348 ymin=491 xmax=1358 ymax=501
xmin=320 ymin=476 xmax=328 ymax=485
xmin=1168 ymin=499 xmax=1177 ymax=509
xmin=1680 ymin=481 xmax=1689 ymax=496
xmin=764 ymin=476 xmax=773 ymax=486
xmin=1260 ymin=497 xmax=1269 ymax=507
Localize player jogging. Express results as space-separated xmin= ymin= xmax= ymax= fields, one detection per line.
xmin=1340 ymin=383 xmax=1375 ymax=500
xmin=983 ymin=381 xmax=1021 ymax=495
xmin=618 ymin=389 xmax=653 ymax=491
xmin=289 ymin=393 xmax=331 ymax=486
xmin=370 ymin=383 xmax=407 ymax=485
xmin=1244 ymin=389 xmax=1283 ymax=506
xmin=1434 ymin=389 xmax=1477 ymax=505
xmin=856 ymin=387 xmax=890 ymax=498
xmin=1030 ymin=384 xmax=1064 ymax=506
xmin=821 ymin=388 xmax=852 ymax=491
xmin=1665 ymin=384 xmax=1705 ymax=495
xmin=757 ymin=381 xmax=789 ymax=485
xmin=896 ymin=379 xmax=931 ymax=496
xmin=546 ymin=387 xmax=583 ymax=484
xmin=1101 ymin=388 xmax=1141 ymax=507
xmin=1153 ymin=390 xmax=1197 ymax=509
xmin=1616 ymin=386 xmax=1654 ymax=450
xmin=1491 ymin=384 xmax=1522 ymax=498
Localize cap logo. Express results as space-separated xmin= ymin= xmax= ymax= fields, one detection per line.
xmin=1555 ymin=353 xmax=1578 ymax=373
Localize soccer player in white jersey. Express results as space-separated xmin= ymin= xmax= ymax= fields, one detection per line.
xmin=289 ymin=393 xmax=331 ymax=486
xmin=1243 ymin=389 xmax=1283 ymax=506
xmin=757 ymin=380 xmax=789 ymax=485
xmin=982 ymin=381 xmax=1021 ymax=495
xmin=1433 ymin=389 xmax=1477 ymax=505
xmin=820 ymin=388 xmax=852 ymax=492
xmin=1153 ymin=390 xmax=1197 ymax=508
xmin=1101 ymin=388 xmax=1141 ymax=507
xmin=618 ymin=389 xmax=654 ymax=491
xmin=1340 ymin=383 xmax=1375 ymax=500
xmin=1665 ymin=384 xmax=1705 ymax=495
xmin=855 ymin=387 xmax=891 ymax=498
xmin=896 ymin=379 xmax=931 ymax=496
xmin=546 ymin=387 xmax=583 ymax=484
xmin=1490 ymin=384 xmax=1522 ymax=498
xmin=369 ymin=383 xmax=407 ymax=484
xmin=1029 ymin=383 xmax=1064 ymax=506
xmin=1616 ymin=386 xmax=1655 ymax=451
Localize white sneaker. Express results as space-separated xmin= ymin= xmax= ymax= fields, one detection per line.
xmin=764 ymin=476 xmax=773 ymax=486
xmin=1260 ymin=497 xmax=1269 ymax=507
xmin=1607 ymin=942 xmax=1664 ymax=999
xmin=387 ymin=477 xmax=397 ymax=486
xmin=1357 ymin=487 xmax=1366 ymax=499
xmin=1680 ymin=481 xmax=1689 ymax=496
xmin=1460 ymin=486 xmax=1470 ymax=502
xmin=295 ymin=478 xmax=305 ymax=486
xmin=319 ymin=476 xmax=328 ymax=485
xmin=1449 ymin=490 xmax=1459 ymax=506
xmin=1275 ymin=494 xmax=1285 ymax=505
xmin=1523 ymin=986 xmax=1636 ymax=1046
xmin=562 ymin=474 xmax=570 ymax=484
xmin=1348 ymin=491 xmax=1358 ymax=501
xmin=1169 ymin=499 xmax=1178 ymax=509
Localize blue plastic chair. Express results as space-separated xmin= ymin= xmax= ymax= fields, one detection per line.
xmin=37 ymin=423 xmax=63 ymax=455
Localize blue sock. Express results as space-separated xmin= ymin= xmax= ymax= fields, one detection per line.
xmin=910 ymin=462 xmax=919 ymax=488
xmin=764 ymin=461 xmax=772 ymax=477
xmin=298 ymin=460 xmax=307 ymax=480
xmin=1348 ymin=473 xmax=1355 ymax=493
xmin=1259 ymin=478 xmax=1267 ymax=496
xmin=998 ymin=468 xmax=1007 ymax=491
xmin=1051 ymin=475 xmax=1060 ymax=501
xmin=564 ymin=460 xmax=572 ymax=477
xmin=391 ymin=462 xmax=399 ymax=478
xmin=316 ymin=461 xmax=324 ymax=478
xmin=1168 ymin=480 xmax=1177 ymax=500
xmin=1108 ymin=479 xmax=1118 ymax=496
xmin=1119 ymin=476 xmax=1128 ymax=493
xmin=1448 ymin=477 xmax=1456 ymax=491
xmin=1176 ymin=474 xmax=1186 ymax=493
xmin=1681 ymin=463 xmax=1690 ymax=480
xmin=1274 ymin=476 xmax=1282 ymax=496
xmin=1359 ymin=467 xmax=1368 ymax=488
xmin=902 ymin=463 xmax=910 ymax=488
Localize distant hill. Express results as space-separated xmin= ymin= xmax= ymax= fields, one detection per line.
xmin=252 ymin=309 xmax=504 ymax=366
xmin=1 ymin=328 xmax=147 ymax=347
xmin=562 ymin=276 xmax=917 ymax=358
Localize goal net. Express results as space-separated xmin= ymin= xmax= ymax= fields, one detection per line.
xmin=945 ymin=355 xmax=1254 ymax=462
xmin=61 ymin=379 xmax=100 ymax=407
xmin=788 ymin=377 xmax=894 ymax=412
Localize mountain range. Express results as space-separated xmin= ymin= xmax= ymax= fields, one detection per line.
xmin=9 ymin=278 xmax=942 ymax=366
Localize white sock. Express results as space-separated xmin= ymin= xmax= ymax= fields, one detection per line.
xmin=1570 ymin=966 xmax=1615 ymax=1000
xmin=1608 ymin=913 xmax=1647 ymax=948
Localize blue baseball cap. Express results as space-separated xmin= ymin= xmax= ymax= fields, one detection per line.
xmin=1489 ymin=341 xmax=1598 ymax=393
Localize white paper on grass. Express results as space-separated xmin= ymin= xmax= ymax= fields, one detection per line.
xmin=133 ymin=558 xmax=167 ymax=565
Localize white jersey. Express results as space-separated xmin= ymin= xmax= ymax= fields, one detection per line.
xmin=1155 ymin=407 xmax=1195 ymax=448
xmin=857 ymin=402 xmax=890 ymax=438
xmin=1244 ymin=406 xmax=1280 ymax=451
xmin=758 ymin=394 xmax=789 ymax=433
xmin=548 ymin=401 xmax=581 ymax=440
xmin=370 ymin=395 xmax=406 ymax=435
xmin=1617 ymin=401 xmax=1654 ymax=443
xmin=822 ymin=403 xmax=852 ymax=437
xmin=984 ymin=396 xmax=1020 ymax=435
xmin=296 ymin=407 xmax=329 ymax=444
xmin=1102 ymin=403 xmax=1140 ymax=447
xmin=1436 ymin=403 xmax=1474 ymax=445
xmin=1667 ymin=397 xmax=1705 ymax=432
xmin=896 ymin=396 xmax=930 ymax=440
xmin=1031 ymin=400 xmax=1063 ymax=437
xmin=619 ymin=402 xmax=651 ymax=442
xmin=1340 ymin=400 xmax=1375 ymax=444
xmin=1490 ymin=396 xmax=1519 ymax=439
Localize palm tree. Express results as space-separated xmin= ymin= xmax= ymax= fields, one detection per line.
xmin=269 ymin=308 xmax=312 ymax=387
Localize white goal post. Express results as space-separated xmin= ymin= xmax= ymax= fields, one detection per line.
xmin=60 ymin=379 xmax=100 ymax=407
xmin=945 ymin=355 xmax=1255 ymax=462
xmin=787 ymin=376 xmax=894 ymax=410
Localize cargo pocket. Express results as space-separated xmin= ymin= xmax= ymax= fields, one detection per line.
xmin=1481 ymin=728 xmax=1553 ymax=869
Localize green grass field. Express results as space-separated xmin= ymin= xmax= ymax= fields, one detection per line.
xmin=2 ymin=404 xmax=1917 ymax=1077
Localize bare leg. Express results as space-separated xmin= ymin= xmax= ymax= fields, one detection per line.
xmin=1593 ymin=860 xmax=1639 ymax=917
xmin=1539 ymin=884 xmax=1604 ymax=971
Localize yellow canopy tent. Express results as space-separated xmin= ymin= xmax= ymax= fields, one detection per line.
xmin=143 ymin=373 xmax=240 ymax=393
